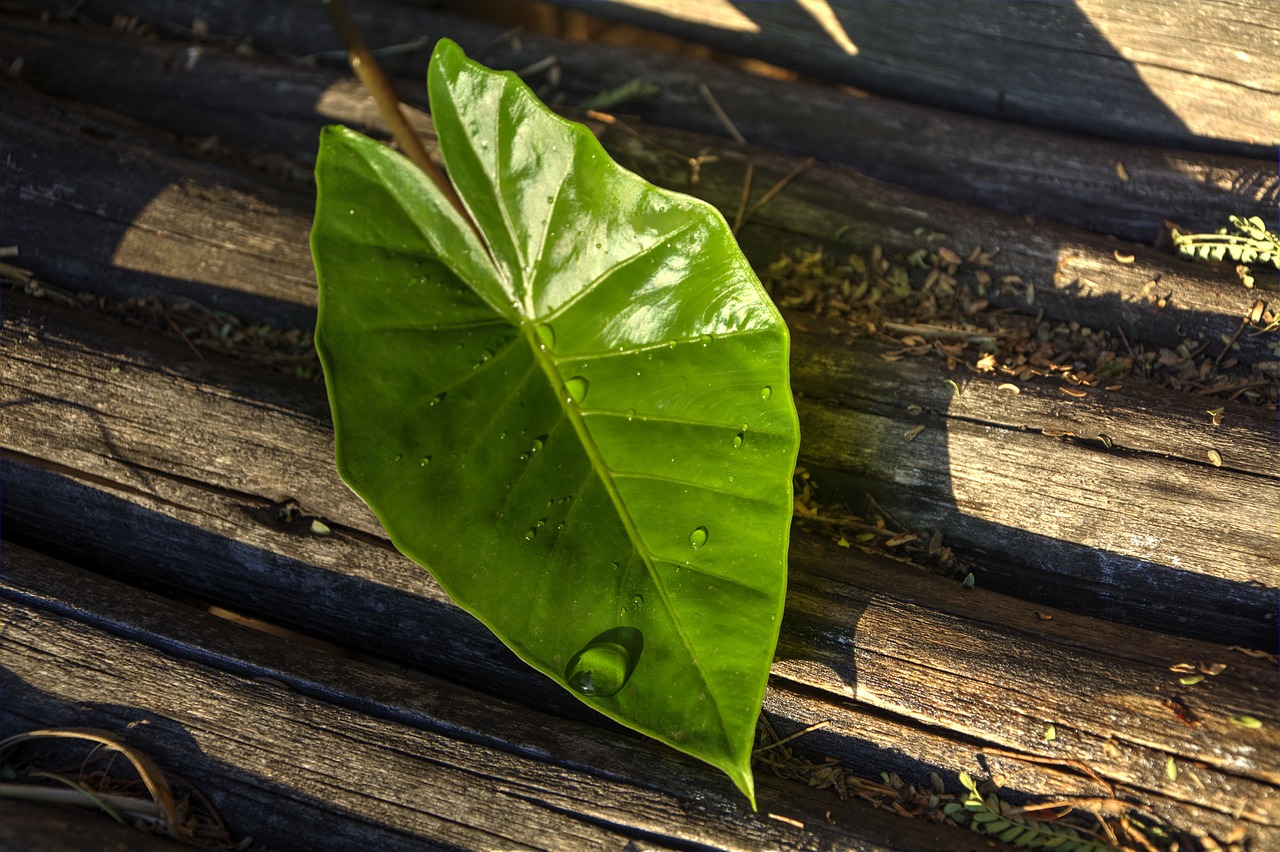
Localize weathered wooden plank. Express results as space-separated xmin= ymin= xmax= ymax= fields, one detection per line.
xmin=0 ymin=84 xmax=317 ymax=328
xmin=787 ymin=325 xmax=1279 ymax=645
xmin=542 ymin=0 xmax=1279 ymax=155
xmin=3 ymin=545 xmax=985 ymax=851
xmin=4 ymin=9 xmax=1274 ymax=242
xmin=5 ymin=285 xmax=1280 ymax=834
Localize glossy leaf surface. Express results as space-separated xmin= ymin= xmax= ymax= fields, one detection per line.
xmin=310 ymin=38 xmax=799 ymax=803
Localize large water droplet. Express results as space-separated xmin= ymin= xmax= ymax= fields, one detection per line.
xmin=699 ymin=334 xmax=713 ymax=345
xmin=537 ymin=323 xmax=556 ymax=350
xmin=564 ymin=376 xmax=589 ymax=405
xmin=531 ymin=434 xmax=547 ymax=454
xmin=760 ymin=386 xmax=773 ymax=399
xmin=564 ymin=628 xmax=643 ymax=697
xmin=689 ymin=526 xmax=709 ymax=549
xmin=732 ymin=432 xmax=744 ymax=449
xmin=430 ymin=392 xmax=447 ymax=406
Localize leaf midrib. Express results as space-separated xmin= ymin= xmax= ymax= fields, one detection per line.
xmin=522 ymin=322 xmax=733 ymax=748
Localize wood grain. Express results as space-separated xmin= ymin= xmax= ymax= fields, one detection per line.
xmin=3 ymin=545 xmax=989 ymax=851
xmin=3 ymin=6 xmax=1276 ymax=846
xmin=3 ymin=292 xmax=1278 ymax=842
xmin=6 ymin=6 xmax=1273 ymax=244
xmin=544 ymin=0 xmax=1279 ymax=155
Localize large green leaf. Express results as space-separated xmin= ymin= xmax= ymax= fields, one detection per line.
xmin=310 ymin=38 xmax=798 ymax=803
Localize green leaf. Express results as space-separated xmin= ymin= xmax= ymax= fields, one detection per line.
xmin=310 ymin=38 xmax=798 ymax=804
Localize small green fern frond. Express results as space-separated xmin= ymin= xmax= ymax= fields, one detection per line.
xmin=1171 ymin=215 xmax=1279 ymax=269
xmin=943 ymin=772 xmax=1117 ymax=851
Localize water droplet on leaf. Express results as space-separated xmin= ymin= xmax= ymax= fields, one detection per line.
xmin=760 ymin=386 xmax=772 ymax=399
xmin=564 ymin=376 xmax=589 ymax=404
xmin=536 ymin=323 xmax=555 ymax=350
xmin=565 ymin=629 xmax=643 ymax=697
xmin=732 ymin=432 xmax=744 ymax=448
xmin=689 ymin=526 xmax=709 ymax=548
xmin=699 ymin=334 xmax=713 ymax=345
xmin=429 ymin=392 xmax=446 ymax=406
xmin=419 ymin=456 xmax=431 ymax=467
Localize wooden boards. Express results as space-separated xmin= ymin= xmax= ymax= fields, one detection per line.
xmin=5 ymin=295 xmax=1278 ymax=845
xmin=2 ymin=545 xmax=979 ymax=851
xmin=3 ymin=3 xmax=1277 ymax=847
xmin=7 ymin=4 xmax=1275 ymax=244
xmin=543 ymin=0 xmax=1279 ymax=155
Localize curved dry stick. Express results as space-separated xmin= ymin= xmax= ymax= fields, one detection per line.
xmin=0 ymin=727 xmax=191 ymax=841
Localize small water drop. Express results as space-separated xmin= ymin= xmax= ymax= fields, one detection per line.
xmin=760 ymin=386 xmax=773 ymax=399
xmin=689 ymin=526 xmax=709 ymax=549
xmin=732 ymin=432 xmax=744 ymax=449
xmin=564 ymin=376 xmax=589 ymax=405
xmin=666 ymin=340 xmax=678 ymax=349
xmin=524 ymin=527 xmax=537 ymax=541
xmin=419 ymin=456 xmax=432 ymax=467
xmin=429 ymin=392 xmax=447 ymax=406
xmin=610 ymin=561 xmax=620 ymax=570
xmin=625 ymin=409 xmax=635 ymax=421
xmin=531 ymin=434 xmax=547 ymax=454
xmin=699 ymin=334 xmax=713 ymax=345
xmin=545 ymin=499 xmax=554 ymax=508
xmin=630 ymin=594 xmax=644 ymax=610
xmin=546 ymin=195 xmax=555 ymax=204
xmin=536 ymin=323 xmax=556 ymax=350
xmin=564 ymin=629 xmax=642 ymax=697
xmin=393 ymin=454 xmax=403 ymax=462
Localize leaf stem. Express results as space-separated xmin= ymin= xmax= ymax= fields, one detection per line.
xmin=322 ymin=0 xmax=472 ymax=226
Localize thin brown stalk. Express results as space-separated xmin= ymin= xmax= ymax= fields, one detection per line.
xmin=732 ymin=162 xmax=754 ymax=234
xmin=738 ymin=157 xmax=815 ymax=231
xmin=322 ymin=0 xmax=471 ymax=226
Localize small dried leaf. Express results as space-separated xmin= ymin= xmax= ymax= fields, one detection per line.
xmin=904 ymin=424 xmax=926 ymax=442
xmin=996 ymin=382 xmax=1020 ymax=393
xmin=1178 ymin=674 xmax=1205 ymax=686
xmin=1115 ymin=161 xmax=1129 ymax=181
xmin=1043 ymin=724 xmax=1056 ymax=741
xmin=1114 ymin=250 xmax=1135 ymax=264
xmin=310 ymin=519 xmax=332 ymax=535
xmin=1169 ymin=662 xmax=1197 ymax=673
xmin=1198 ymin=661 xmax=1227 ymax=675
xmin=1231 ymin=715 xmax=1263 ymax=729
xmin=1207 ymin=448 xmax=1223 ymax=467
xmin=962 ymin=573 xmax=975 ymax=588
xmin=1166 ymin=756 xmax=1178 ymax=781
xmin=937 ymin=246 xmax=963 ymax=266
